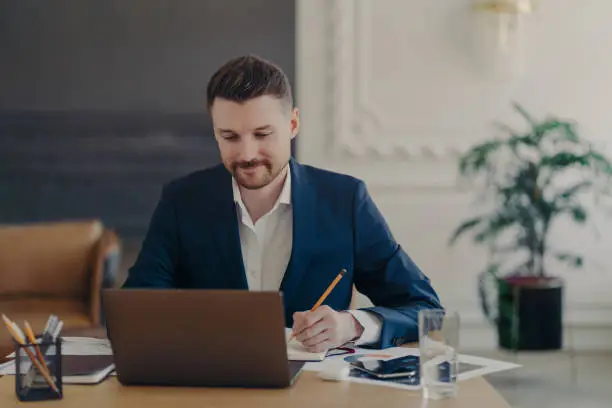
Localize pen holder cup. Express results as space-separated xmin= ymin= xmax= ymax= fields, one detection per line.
xmin=14 ymin=338 xmax=63 ymax=402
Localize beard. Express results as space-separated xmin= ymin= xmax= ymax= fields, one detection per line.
xmin=231 ymin=159 xmax=286 ymax=190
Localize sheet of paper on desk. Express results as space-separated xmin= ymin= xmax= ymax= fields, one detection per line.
xmin=4 ymin=337 xmax=113 ymax=359
xmin=285 ymin=328 xmax=327 ymax=361
xmin=300 ymin=346 xmax=521 ymax=391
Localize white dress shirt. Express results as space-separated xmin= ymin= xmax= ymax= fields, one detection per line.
xmin=232 ymin=169 xmax=382 ymax=346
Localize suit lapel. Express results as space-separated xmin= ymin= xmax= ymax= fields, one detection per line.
xmin=280 ymin=159 xmax=316 ymax=310
xmin=210 ymin=167 xmax=248 ymax=290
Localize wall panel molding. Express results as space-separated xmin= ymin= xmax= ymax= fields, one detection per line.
xmin=327 ymin=0 xmax=476 ymax=162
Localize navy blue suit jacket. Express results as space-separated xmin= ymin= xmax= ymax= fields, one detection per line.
xmin=122 ymin=158 xmax=443 ymax=348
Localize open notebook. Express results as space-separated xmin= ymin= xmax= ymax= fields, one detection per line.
xmin=285 ymin=328 xmax=328 ymax=361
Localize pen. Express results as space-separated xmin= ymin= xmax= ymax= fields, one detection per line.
xmin=52 ymin=320 xmax=64 ymax=341
xmin=288 ymin=268 xmax=347 ymax=343
xmin=327 ymin=347 xmax=355 ymax=357
xmin=1 ymin=315 xmax=60 ymax=394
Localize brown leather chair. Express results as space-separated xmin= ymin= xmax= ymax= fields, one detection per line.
xmin=0 ymin=220 xmax=121 ymax=352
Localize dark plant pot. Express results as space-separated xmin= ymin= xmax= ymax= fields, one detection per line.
xmin=497 ymin=276 xmax=563 ymax=351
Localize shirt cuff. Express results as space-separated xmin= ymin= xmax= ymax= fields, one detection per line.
xmin=346 ymin=310 xmax=382 ymax=346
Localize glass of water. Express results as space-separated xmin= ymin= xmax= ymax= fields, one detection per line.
xmin=418 ymin=309 xmax=460 ymax=399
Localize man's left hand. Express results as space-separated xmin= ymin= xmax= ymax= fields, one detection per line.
xmin=292 ymin=306 xmax=364 ymax=352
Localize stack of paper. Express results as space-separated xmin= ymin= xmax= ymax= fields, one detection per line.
xmin=0 ymin=337 xmax=115 ymax=384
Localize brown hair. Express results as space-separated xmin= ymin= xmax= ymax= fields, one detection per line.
xmin=206 ymin=55 xmax=293 ymax=111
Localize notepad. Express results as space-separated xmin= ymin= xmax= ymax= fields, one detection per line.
xmin=60 ymin=355 xmax=115 ymax=384
xmin=285 ymin=328 xmax=328 ymax=361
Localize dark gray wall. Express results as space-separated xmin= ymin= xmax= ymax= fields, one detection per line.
xmin=0 ymin=0 xmax=295 ymax=239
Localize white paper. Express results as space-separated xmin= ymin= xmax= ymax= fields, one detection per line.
xmin=4 ymin=337 xmax=113 ymax=359
xmin=285 ymin=328 xmax=327 ymax=361
xmin=0 ymin=360 xmax=13 ymax=375
xmin=63 ymin=364 xmax=116 ymax=384
xmin=301 ymin=346 xmax=520 ymax=391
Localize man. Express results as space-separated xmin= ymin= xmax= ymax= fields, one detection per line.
xmin=123 ymin=55 xmax=442 ymax=351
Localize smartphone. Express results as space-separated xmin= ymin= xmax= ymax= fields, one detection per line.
xmin=349 ymin=355 xmax=419 ymax=379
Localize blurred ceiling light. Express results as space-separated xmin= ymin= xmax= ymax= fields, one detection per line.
xmin=473 ymin=0 xmax=535 ymax=15
xmin=471 ymin=0 xmax=536 ymax=80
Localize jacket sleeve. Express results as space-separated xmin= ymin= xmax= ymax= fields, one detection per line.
xmin=122 ymin=184 xmax=179 ymax=288
xmin=351 ymin=180 xmax=443 ymax=348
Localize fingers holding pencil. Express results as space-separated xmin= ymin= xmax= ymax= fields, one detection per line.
xmin=289 ymin=269 xmax=361 ymax=352
xmin=288 ymin=269 xmax=346 ymax=343
xmin=292 ymin=305 xmax=362 ymax=353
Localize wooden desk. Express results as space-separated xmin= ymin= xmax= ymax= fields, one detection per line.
xmin=0 ymin=329 xmax=510 ymax=407
xmin=0 ymin=372 xmax=508 ymax=408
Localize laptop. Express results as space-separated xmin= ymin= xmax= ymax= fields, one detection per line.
xmin=101 ymin=289 xmax=305 ymax=388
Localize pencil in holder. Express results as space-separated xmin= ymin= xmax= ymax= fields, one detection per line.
xmin=14 ymin=337 xmax=63 ymax=401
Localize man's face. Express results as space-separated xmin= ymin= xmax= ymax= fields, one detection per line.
xmin=211 ymin=95 xmax=299 ymax=190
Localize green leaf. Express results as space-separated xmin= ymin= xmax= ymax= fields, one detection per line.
xmin=512 ymin=103 xmax=536 ymax=125
xmin=554 ymin=205 xmax=588 ymax=223
xmin=554 ymin=181 xmax=593 ymax=201
xmin=458 ymin=140 xmax=504 ymax=176
xmin=550 ymin=180 xmax=593 ymax=204
xmin=570 ymin=206 xmax=587 ymax=223
xmin=532 ymin=120 xmax=567 ymax=143
xmin=554 ymin=252 xmax=584 ymax=268
xmin=559 ymin=122 xmax=580 ymax=143
xmin=510 ymin=104 xmax=580 ymax=146
xmin=506 ymin=134 xmax=539 ymax=159
xmin=448 ymin=216 xmax=484 ymax=245
xmin=474 ymin=212 xmax=518 ymax=243
xmin=540 ymin=151 xmax=612 ymax=175
xmin=493 ymin=121 xmax=539 ymax=160
xmin=540 ymin=152 xmax=589 ymax=168
xmin=508 ymin=134 xmax=538 ymax=148
xmin=586 ymin=151 xmax=612 ymax=175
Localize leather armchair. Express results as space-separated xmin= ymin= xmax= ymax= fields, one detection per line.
xmin=0 ymin=220 xmax=121 ymax=352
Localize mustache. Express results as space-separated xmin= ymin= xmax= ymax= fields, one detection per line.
xmin=233 ymin=160 xmax=270 ymax=170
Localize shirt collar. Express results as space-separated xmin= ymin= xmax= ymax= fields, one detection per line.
xmin=232 ymin=167 xmax=292 ymax=211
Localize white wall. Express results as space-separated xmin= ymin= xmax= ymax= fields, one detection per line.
xmin=296 ymin=0 xmax=612 ymax=350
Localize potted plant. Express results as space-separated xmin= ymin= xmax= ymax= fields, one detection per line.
xmin=449 ymin=103 xmax=612 ymax=350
